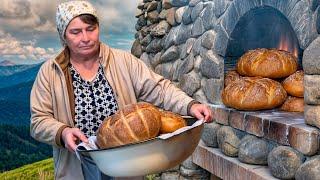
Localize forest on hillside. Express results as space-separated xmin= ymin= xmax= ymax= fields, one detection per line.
xmin=0 ymin=124 xmax=52 ymax=171
xmin=0 ymin=63 xmax=51 ymax=172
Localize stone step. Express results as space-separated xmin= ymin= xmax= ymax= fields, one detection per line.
xmin=192 ymin=141 xmax=279 ymax=180
xmin=210 ymin=105 xmax=320 ymax=155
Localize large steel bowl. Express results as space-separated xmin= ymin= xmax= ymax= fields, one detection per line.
xmin=77 ymin=117 xmax=203 ymax=177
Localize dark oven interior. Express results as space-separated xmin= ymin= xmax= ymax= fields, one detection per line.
xmin=224 ymin=6 xmax=302 ymax=72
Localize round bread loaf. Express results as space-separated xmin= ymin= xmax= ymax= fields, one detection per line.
xmin=282 ymin=70 xmax=304 ymax=97
xmin=96 ymin=102 xmax=161 ymax=149
xmin=225 ymin=70 xmax=241 ymax=87
xmin=160 ymin=111 xmax=187 ymax=134
xmin=222 ymin=77 xmax=287 ymax=110
xmin=280 ymin=96 xmax=304 ymax=112
xmin=236 ymin=48 xmax=298 ymax=78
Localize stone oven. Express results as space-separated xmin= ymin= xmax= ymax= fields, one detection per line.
xmin=132 ymin=0 xmax=320 ymax=179
xmin=224 ymin=5 xmax=302 ymax=71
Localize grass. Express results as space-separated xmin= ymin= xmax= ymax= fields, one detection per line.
xmin=0 ymin=158 xmax=54 ymax=180
xmin=0 ymin=158 xmax=159 ymax=180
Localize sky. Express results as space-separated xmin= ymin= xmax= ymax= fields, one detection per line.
xmin=0 ymin=0 xmax=141 ymax=64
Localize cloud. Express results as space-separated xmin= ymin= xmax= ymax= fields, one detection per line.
xmin=0 ymin=0 xmax=142 ymax=63
xmin=93 ymin=0 xmax=142 ymax=35
xmin=113 ymin=37 xmax=134 ymax=46
xmin=0 ymin=0 xmax=141 ymax=34
xmin=0 ymin=31 xmax=58 ymax=61
xmin=0 ymin=0 xmax=143 ymax=50
xmin=0 ymin=0 xmax=31 ymax=18
xmin=0 ymin=0 xmax=57 ymax=33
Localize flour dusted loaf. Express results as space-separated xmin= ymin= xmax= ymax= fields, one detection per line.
xmin=96 ymin=102 xmax=161 ymax=149
xmin=282 ymin=70 xmax=304 ymax=97
xmin=160 ymin=111 xmax=187 ymax=134
xmin=280 ymin=96 xmax=304 ymax=112
xmin=224 ymin=70 xmax=241 ymax=87
xmin=222 ymin=77 xmax=287 ymax=110
xmin=236 ymin=48 xmax=298 ymax=78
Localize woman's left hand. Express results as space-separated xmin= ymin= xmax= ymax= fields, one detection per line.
xmin=189 ymin=103 xmax=214 ymax=123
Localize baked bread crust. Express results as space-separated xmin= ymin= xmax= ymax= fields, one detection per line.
xmin=236 ymin=48 xmax=297 ymax=78
xmin=222 ymin=77 xmax=287 ymax=110
xmin=224 ymin=70 xmax=241 ymax=87
xmin=280 ymin=96 xmax=304 ymax=112
xmin=282 ymin=70 xmax=304 ymax=97
xmin=96 ymin=102 xmax=161 ymax=149
xmin=160 ymin=111 xmax=187 ymax=134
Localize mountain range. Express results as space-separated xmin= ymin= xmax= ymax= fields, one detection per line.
xmin=0 ymin=60 xmax=39 ymax=77
xmin=0 ymin=62 xmax=51 ymax=172
xmin=0 ymin=64 xmax=41 ymax=89
xmin=0 ymin=60 xmax=16 ymax=66
xmin=0 ymin=63 xmax=41 ymax=125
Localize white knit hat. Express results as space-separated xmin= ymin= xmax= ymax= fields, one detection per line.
xmin=56 ymin=1 xmax=98 ymax=46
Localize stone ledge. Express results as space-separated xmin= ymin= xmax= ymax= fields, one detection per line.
xmin=192 ymin=141 xmax=278 ymax=180
xmin=210 ymin=105 xmax=320 ymax=155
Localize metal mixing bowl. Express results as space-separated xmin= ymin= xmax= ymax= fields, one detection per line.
xmin=77 ymin=117 xmax=203 ymax=177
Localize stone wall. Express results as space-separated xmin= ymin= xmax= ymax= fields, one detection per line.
xmin=131 ymin=0 xmax=320 ymax=179
xmin=132 ymin=0 xmax=227 ymax=105
xmin=199 ymin=105 xmax=320 ymax=179
xmin=132 ymin=0 xmax=320 ymax=105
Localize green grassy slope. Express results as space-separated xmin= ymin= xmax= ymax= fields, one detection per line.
xmin=0 ymin=158 xmax=54 ymax=180
xmin=0 ymin=158 xmax=159 ymax=180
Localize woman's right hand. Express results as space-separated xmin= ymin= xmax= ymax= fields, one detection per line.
xmin=61 ymin=127 xmax=88 ymax=153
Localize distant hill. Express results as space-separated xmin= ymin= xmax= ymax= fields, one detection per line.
xmin=0 ymin=124 xmax=52 ymax=172
xmin=0 ymin=81 xmax=34 ymax=125
xmin=0 ymin=63 xmax=39 ymax=124
xmin=0 ymin=60 xmax=16 ymax=66
xmin=0 ymin=80 xmax=34 ymax=103
xmin=0 ymin=158 xmax=53 ymax=180
xmin=0 ymin=62 xmax=52 ymax=174
xmin=0 ymin=69 xmax=52 ymax=172
xmin=0 ymin=63 xmax=41 ymax=88
xmin=0 ymin=100 xmax=30 ymax=125
xmin=0 ymin=63 xmax=39 ymax=77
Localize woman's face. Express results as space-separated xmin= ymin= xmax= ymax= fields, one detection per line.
xmin=65 ymin=17 xmax=100 ymax=58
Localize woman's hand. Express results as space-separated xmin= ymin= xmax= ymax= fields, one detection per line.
xmin=189 ymin=103 xmax=213 ymax=123
xmin=61 ymin=127 xmax=88 ymax=153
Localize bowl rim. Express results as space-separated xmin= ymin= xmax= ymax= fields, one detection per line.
xmin=77 ymin=116 xmax=199 ymax=153
xmin=77 ymin=137 xmax=158 ymax=152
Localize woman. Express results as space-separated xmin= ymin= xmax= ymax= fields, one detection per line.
xmin=30 ymin=1 xmax=213 ymax=180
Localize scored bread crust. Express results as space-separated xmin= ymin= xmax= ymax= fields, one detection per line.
xmin=222 ymin=77 xmax=287 ymax=110
xmin=96 ymin=102 xmax=161 ymax=149
xmin=224 ymin=70 xmax=241 ymax=88
xmin=236 ymin=48 xmax=297 ymax=78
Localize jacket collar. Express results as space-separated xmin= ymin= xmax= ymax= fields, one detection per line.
xmin=54 ymin=42 xmax=110 ymax=72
